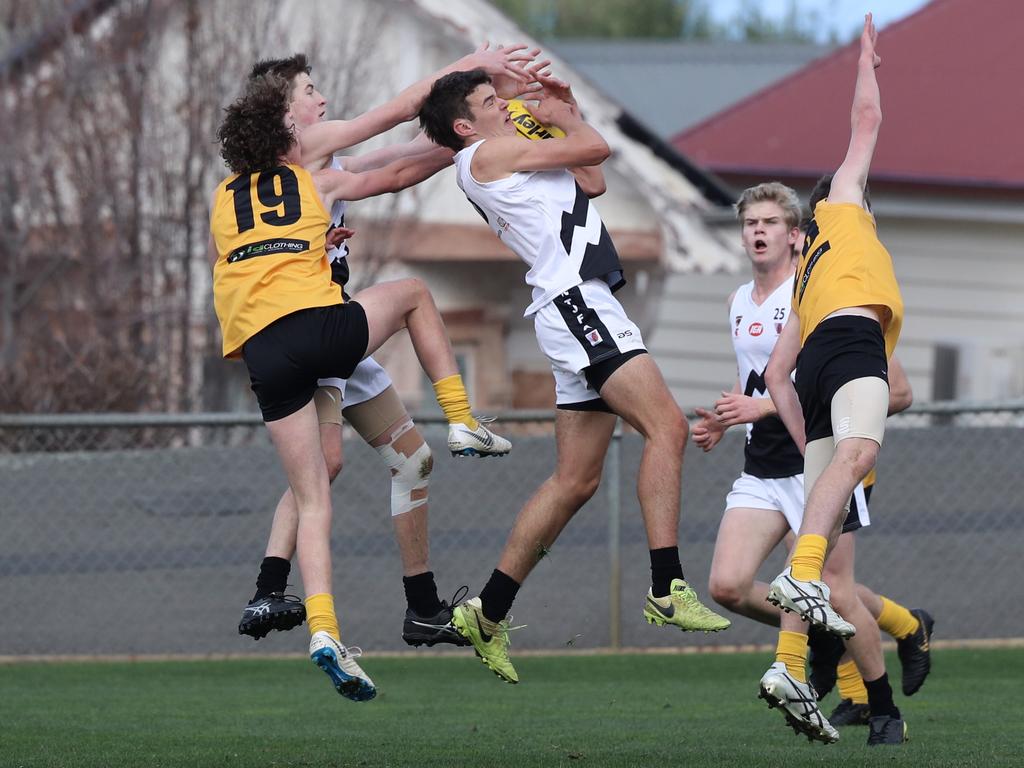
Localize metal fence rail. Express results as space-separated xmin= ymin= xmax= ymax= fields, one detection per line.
xmin=1 ymin=402 xmax=1021 ymax=657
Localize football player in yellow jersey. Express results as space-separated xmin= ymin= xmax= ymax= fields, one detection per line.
xmin=763 ymin=15 xmax=908 ymax=745
xmin=210 ymin=73 xmax=504 ymax=702
xmin=234 ymin=47 xmax=534 ymax=652
xmin=693 ymin=183 xmax=927 ymax=743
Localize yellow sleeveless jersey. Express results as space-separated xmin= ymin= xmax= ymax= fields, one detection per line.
xmin=211 ymin=164 xmax=341 ymax=358
xmin=794 ymin=201 xmax=904 ymax=359
xmin=507 ymin=99 xmax=565 ymax=140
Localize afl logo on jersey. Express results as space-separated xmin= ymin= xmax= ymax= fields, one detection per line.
xmin=734 ymin=315 xmax=743 ymax=337
xmin=586 ymin=329 xmax=604 ymax=346
xmin=748 ymin=322 xmax=764 ymax=336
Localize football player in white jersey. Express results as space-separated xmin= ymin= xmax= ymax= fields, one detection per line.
xmin=236 ymin=47 xmax=530 ymax=651
xmin=692 ymin=182 xmax=926 ymax=744
xmin=418 ymin=69 xmax=730 ymax=685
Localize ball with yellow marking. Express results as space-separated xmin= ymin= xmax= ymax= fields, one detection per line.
xmin=507 ymin=99 xmax=565 ymax=140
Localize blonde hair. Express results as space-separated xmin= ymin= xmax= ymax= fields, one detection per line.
xmin=734 ymin=182 xmax=801 ymax=231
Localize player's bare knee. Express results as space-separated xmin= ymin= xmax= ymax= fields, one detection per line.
xmin=661 ymin=408 xmax=689 ymax=449
xmin=556 ymin=472 xmax=601 ymax=509
xmin=403 ymin=277 xmax=431 ymax=306
xmin=835 ymin=439 xmax=878 ymax=481
xmin=824 ymin=578 xmax=858 ymax=614
xmin=708 ymin=574 xmax=746 ymax=611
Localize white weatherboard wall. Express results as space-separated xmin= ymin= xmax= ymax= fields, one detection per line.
xmin=649 ymin=195 xmax=1024 ymax=410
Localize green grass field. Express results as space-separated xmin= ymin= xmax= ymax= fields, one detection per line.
xmin=3 ymin=648 xmax=1022 ymax=767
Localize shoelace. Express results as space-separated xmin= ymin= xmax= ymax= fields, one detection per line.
xmin=340 ymin=645 xmax=363 ymax=660
xmin=673 ymin=586 xmax=718 ymax=617
xmin=487 ymin=614 xmax=528 ymax=646
xmin=441 ymin=585 xmax=470 ymax=610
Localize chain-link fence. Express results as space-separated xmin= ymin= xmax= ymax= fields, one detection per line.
xmin=1 ymin=403 xmax=1021 ymax=657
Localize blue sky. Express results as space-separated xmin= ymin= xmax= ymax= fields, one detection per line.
xmin=709 ymin=0 xmax=931 ymax=41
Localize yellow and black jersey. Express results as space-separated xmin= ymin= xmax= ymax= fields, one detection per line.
xmin=794 ymin=201 xmax=903 ymax=359
xmin=211 ymin=163 xmax=341 ymax=358
xmin=507 ymin=99 xmax=565 ymax=141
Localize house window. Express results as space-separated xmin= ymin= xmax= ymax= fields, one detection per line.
xmin=932 ymin=344 xmax=959 ymax=401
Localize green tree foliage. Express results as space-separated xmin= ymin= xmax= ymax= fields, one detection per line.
xmin=490 ymin=0 xmax=826 ymax=42
xmin=491 ymin=0 xmax=713 ymax=39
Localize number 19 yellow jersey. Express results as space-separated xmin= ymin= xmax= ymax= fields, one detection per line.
xmin=211 ymin=164 xmax=341 ymax=358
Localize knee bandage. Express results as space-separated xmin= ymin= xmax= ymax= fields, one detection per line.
xmin=375 ymin=426 xmax=432 ymax=517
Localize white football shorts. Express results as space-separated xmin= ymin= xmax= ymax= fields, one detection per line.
xmin=725 ymin=472 xmax=870 ymax=535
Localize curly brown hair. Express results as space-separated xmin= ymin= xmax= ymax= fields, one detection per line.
xmin=217 ymin=74 xmax=295 ymax=175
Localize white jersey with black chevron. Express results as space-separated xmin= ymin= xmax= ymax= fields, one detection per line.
xmin=453 ymin=139 xmax=624 ymax=316
xmin=327 ymin=155 xmax=349 ymax=263
xmin=730 ymin=276 xmax=803 ymax=478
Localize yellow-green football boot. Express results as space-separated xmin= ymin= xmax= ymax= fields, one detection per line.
xmin=644 ymin=578 xmax=731 ymax=632
xmin=452 ymin=597 xmax=520 ymax=684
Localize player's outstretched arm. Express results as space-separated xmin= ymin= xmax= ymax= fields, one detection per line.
xmin=341 ymin=132 xmax=438 ymax=174
xmin=765 ymin=315 xmax=805 ymax=453
xmin=300 ymin=44 xmax=534 ymax=167
xmin=829 ymin=13 xmax=882 ymax=207
xmin=314 ymin=144 xmax=454 ymax=205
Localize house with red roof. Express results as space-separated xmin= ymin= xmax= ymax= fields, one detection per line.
xmin=665 ymin=0 xmax=1024 ymax=403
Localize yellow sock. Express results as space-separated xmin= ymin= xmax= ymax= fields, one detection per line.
xmin=775 ymin=630 xmax=808 ymax=682
xmin=432 ymin=374 xmax=478 ymax=429
xmin=877 ymin=595 xmax=920 ymax=640
xmin=790 ymin=534 xmax=828 ymax=582
xmin=837 ymin=659 xmax=869 ymax=704
xmin=305 ymin=593 xmax=340 ymax=641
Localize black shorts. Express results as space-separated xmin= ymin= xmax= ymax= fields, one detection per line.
xmin=843 ymin=483 xmax=874 ymax=534
xmin=556 ymin=349 xmax=648 ymax=413
xmin=242 ymin=303 xmax=369 ymax=422
xmin=795 ymin=316 xmax=888 ymax=443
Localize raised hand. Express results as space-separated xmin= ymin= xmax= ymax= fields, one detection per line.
xmin=460 ymin=41 xmax=535 ymax=85
xmin=492 ymin=50 xmax=551 ymax=100
xmin=533 ymin=72 xmax=577 ymax=108
xmin=529 ymin=87 xmax=578 ymax=127
xmin=861 ymin=12 xmax=881 ymax=69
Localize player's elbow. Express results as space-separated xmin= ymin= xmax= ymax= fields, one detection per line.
xmin=888 ymin=384 xmax=913 ymax=415
xmin=764 ymin=360 xmax=786 ymax=389
xmin=852 ymin=103 xmax=882 ymax=132
xmin=587 ymin=138 xmax=611 ymax=165
xmin=581 ymin=175 xmax=606 ymax=198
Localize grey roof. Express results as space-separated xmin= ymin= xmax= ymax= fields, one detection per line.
xmin=411 ymin=0 xmax=741 ymax=271
xmin=550 ymin=40 xmax=835 ymax=140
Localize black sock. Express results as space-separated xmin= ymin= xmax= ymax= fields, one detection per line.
xmin=253 ymin=556 xmax=290 ymax=601
xmin=479 ymin=569 xmax=521 ymax=623
xmin=649 ymin=547 xmax=684 ymax=598
xmin=403 ymin=571 xmax=443 ymax=616
xmin=864 ymin=672 xmax=901 ymax=719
